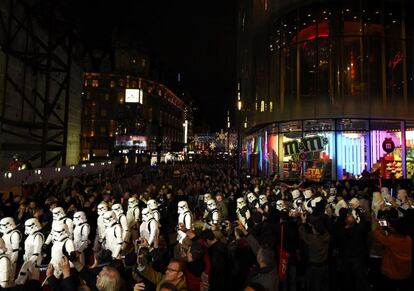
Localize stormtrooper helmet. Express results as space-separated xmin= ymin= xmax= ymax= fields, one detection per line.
xmin=52 ymin=207 xmax=66 ymax=220
xmin=304 ymin=190 xmax=313 ymax=199
xmin=247 ymin=192 xmax=257 ymax=203
xmin=128 ymin=197 xmax=139 ymax=209
xmin=349 ymin=198 xmax=360 ymax=209
xmin=97 ymin=203 xmax=109 ymax=216
xmin=236 ymin=197 xmax=246 ymax=210
xmin=73 ymin=211 xmax=87 ymax=226
xmin=52 ymin=222 xmax=69 ymax=242
xmin=203 ymin=193 xmax=212 ymax=204
xmin=102 ymin=211 xmax=117 ymax=228
xmin=293 ymin=198 xmax=303 ymax=210
xmin=24 ymin=218 xmax=42 ymax=235
xmin=177 ymin=201 xmax=189 ymax=214
xmin=0 ymin=217 xmax=16 ymax=233
xmin=292 ymin=189 xmax=301 ymax=200
xmin=141 ymin=208 xmax=154 ymax=222
xmin=276 ymin=200 xmax=286 ymax=211
xmin=147 ymin=199 xmax=158 ymax=210
xmin=259 ymin=195 xmax=268 ymax=206
xmin=112 ymin=204 xmax=124 ymax=216
xmin=206 ymin=199 xmax=217 ymax=211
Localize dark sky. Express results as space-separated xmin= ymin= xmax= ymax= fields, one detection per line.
xmin=72 ymin=0 xmax=238 ymax=132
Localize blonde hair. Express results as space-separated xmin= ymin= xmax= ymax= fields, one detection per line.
xmin=96 ymin=266 xmax=123 ymax=291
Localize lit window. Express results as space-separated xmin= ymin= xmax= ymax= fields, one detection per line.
xmin=92 ymin=80 xmax=99 ymax=87
xmin=110 ymin=80 xmax=115 ymax=88
xmin=141 ymin=59 xmax=146 ymax=67
xmin=84 ymin=79 xmax=89 ymax=87
xmin=260 ymin=100 xmax=265 ymax=112
xmin=119 ymin=79 xmax=124 ymax=87
xmin=269 ymin=101 xmax=273 ymax=112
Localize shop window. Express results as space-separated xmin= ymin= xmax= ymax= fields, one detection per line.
xmin=336 ymin=131 xmax=369 ymax=179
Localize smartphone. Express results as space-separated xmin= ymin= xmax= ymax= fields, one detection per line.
xmin=246 ymin=175 xmax=251 ymax=178
xmin=385 ymin=202 xmax=392 ymax=206
xmin=378 ymin=219 xmax=388 ymax=227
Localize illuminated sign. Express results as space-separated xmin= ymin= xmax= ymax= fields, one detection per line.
xmin=305 ymin=168 xmax=324 ymax=181
xmin=116 ymin=135 xmax=147 ymax=149
xmin=283 ymin=135 xmax=328 ymax=156
xmin=125 ymin=89 xmax=143 ymax=104
xmin=382 ymin=138 xmax=395 ymax=154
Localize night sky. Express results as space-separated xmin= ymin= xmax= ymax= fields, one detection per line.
xmin=71 ymin=0 xmax=238 ymax=132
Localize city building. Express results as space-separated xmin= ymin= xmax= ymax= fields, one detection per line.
xmin=0 ymin=0 xmax=83 ymax=170
xmin=237 ymin=0 xmax=414 ymax=180
xmin=81 ymin=72 xmax=192 ymax=163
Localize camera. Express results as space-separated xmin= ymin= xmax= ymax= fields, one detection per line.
xmin=378 ymin=219 xmax=388 ymax=227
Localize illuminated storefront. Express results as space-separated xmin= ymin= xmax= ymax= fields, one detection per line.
xmin=244 ymin=119 xmax=413 ymax=180
xmin=238 ymin=0 xmax=414 ymax=180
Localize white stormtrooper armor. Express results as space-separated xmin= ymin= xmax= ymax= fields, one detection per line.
xmin=258 ymin=195 xmax=270 ymax=213
xmin=334 ymin=199 xmax=348 ymax=217
xmin=236 ymin=198 xmax=251 ymax=230
xmin=94 ymin=202 xmax=109 ymax=252
xmin=127 ymin=197 xmax=140 ymax=241
xmin=204 ymin=199 xmax=220 ymax=229
xmin=50 ymin=222 xmax=76 ymax=278
xmin=15 ymin=218 xmax=44 ymax=285
xmin=73 ymin=211 xmax=90 ymax=264
xmin=45 ymin=207 xmax=74 ymax=245
xmin=139 ymin=208 xmax=159 ymax=248
xmin=112 ymin=203 xmax=129 ymax=247
xmin=247 ymin=192 xmax=260 ymax=209
xmin=147 ymin=199 xmax=160 ymax=223
xmin=0 ymin=237 xmax=11 ymax=289
xmin=308 ymin=196 xmax=323 ymax=214
xmin=276 ymin=200 xmax=288 ymax=212
xmin=177 ymin=201 xmax=193 ymax=243
xmin=202 ymin=193 xmax=212 ymax=220
xmin=0 ymin=217 xmax=21 ymax=278
xmin=103 ymin=211 xmax=123 ymax=258
xmin=303 ymin=190 xmax=314 ymax=212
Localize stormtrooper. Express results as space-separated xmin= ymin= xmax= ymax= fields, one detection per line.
xmin=276 ymin=200 xmax=288 ymax=212
xmin=112 ymin=203 xmax=129 ymax=248
xmin=236 ymin=198 xmax=251 ymax=230
xmin=45 ymin=207 xmax=74 ymax=246
xmin=258 ymin=195 xmax=270 ymax=213
xmin=334 ymin=199 xmax=348 ymax=217
xmin=204 ymin=199 xmax=220 ymax=229
xmin=102 ymin=211 xmax=123 ymax=259
xmin=50 ymin=222 xmax=76 ymax=278
xmin=202 ymin=193 xmax=213 ymax=219
xmin=147 ymin=199 xmax=161 ymax=224
xmin=247 ymin=192 xmax=260 ymax=209
xmin=94 ymin=202 xmax=109 ymax=252
xmin=0 ymin=217 xmax=21 ymax=278
xmin=177 ymin=201 xmax=193 ymax=243
xmin=73 ymin=211 xmax=91 ymax=264
xmin=0 ymin=237 xmax=11 ymax=289
xmin=139 ymin=208 xmax=159 ymax=249
xmin=303 ymin=189 xmax=314 ymax=212
xmin=292 ymin=190 xmax=304 ymax=211
xmin=15 ymin=218 xmax=44 ymax=285
xmin=126 ymin=197 xmax=140 ymax=241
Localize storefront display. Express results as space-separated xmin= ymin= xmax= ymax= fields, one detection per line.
xmin=244 ymin=118 xmax=412 ymax=180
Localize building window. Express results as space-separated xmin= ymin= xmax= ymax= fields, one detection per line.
xmin=260 ymin=100 xmax=265 ymax=112
xmin=84 ymin=79 xmax=89 ymax=87
xmin=105 ymin=93 xmax=110 ymax=101
xmin=269 ymin=101 xmax=273 ymax=112
xmin=141 ymin=59 xmax=146 ymax=67
xmin=92 ymin=80 xmax=99 ymax=87
xmin=119 ymin=79 xmax=125 ymax=87
xmin=110 ymin=80 xmax=115 ymax=88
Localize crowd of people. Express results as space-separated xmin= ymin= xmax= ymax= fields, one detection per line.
xmin=0 ymin=160 xmax=413 ymax=291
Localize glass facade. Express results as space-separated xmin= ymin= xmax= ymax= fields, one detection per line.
xmin=244 ymin=119 xmax=412 ymax=181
